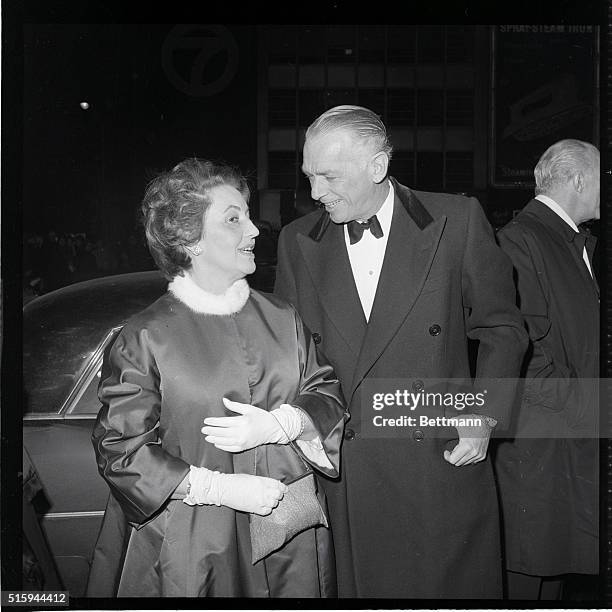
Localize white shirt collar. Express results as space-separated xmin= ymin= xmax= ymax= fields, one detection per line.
xmin=535 ymin=194 xmax=580 ymax=233
xmin=375 ymin=181 xmax=394 ymax=237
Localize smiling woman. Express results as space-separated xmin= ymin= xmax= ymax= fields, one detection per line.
xmin=189 ymin=183 xmax=259 ymax=293
xmin=86 ymin=158 xmax=346 ymax=598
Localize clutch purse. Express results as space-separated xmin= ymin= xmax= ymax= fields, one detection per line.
xmin=249 ymin=457 xmax=329 ymax=564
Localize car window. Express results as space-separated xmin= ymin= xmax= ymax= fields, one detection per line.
xmin=23 ymin=271 xmax=167 ymax=417
xmin=24 ymin=326 xmax=123 ymax=417
xmin=23 ymin=331 xmax=95 ymax=416
xmin=68 ymin=367 xmax=103 ymax=416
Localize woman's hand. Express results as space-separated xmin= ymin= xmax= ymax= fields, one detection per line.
xmin=201 ymin=398 xmax=301 ymax=452
xmin=184 ymin=466 xmax=287 ymax=515
xmin=216 ymin=473 xmax=287 ymax=515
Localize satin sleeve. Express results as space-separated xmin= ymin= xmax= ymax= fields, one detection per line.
xmin=92 ymin=325 xmax=190 ymax=527
xmin=288 ymin=307 xmax=347 ymax=478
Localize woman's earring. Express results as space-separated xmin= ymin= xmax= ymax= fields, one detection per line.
xmin=190 ymin=244 xmax=202 ymax=256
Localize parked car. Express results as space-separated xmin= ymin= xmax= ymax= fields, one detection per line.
xmin=23 ymin=271 xmax=168 ymax=595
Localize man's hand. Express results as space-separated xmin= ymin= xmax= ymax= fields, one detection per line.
xmin=443 ymin=414 xmax=494 ymax=466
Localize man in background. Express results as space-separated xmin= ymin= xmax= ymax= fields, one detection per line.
xmin=495 ymin=139 xmax=600 ymax=600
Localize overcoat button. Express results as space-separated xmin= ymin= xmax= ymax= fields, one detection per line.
xmin=312 ymin=332 xmax=322 ymax=345
xmin=412 ymin=379 xmax=425 ymax=392
xmin=413 ymin=429 xmax=424 ymax=442
xmin=429 ymin=324 xmax=441 ymax=336
xmin=344 ymin=428 xmax=355 ymax=441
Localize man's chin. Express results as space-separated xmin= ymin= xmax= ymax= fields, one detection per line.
xmin=328 ymin=211 xmax=347 ymax=224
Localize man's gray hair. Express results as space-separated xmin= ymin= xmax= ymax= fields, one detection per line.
xmin=306 ymin=105 xmax=393 ymax=159
xmin=534 ymin=139 xmax=599 ymax=195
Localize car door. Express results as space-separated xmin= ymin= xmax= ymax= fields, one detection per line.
xmin=23 ymin=326 xmax=122 ymax=597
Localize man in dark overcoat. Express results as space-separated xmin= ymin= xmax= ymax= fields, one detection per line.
xmin=494 ymin=139 xmax=600 ymax=600
xmin=274 ymin=105 xmax=528 ymax=598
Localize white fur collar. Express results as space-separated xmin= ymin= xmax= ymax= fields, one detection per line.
xmin=168 ymin=275 xmax=250 ymax=315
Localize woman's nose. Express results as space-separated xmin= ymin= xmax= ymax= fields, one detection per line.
xmin=247 ymin=219 xmax=260 ymax=238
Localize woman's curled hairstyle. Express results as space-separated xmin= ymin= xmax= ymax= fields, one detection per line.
xmin=142 ymin=158 xmax=249 ymax=279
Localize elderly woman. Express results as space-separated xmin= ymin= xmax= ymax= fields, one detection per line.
xmin=88 ymin=159 xmax=345 ymax=597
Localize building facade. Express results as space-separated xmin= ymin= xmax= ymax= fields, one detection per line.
xmin=255 ymin=24 xmax=598 ymax=229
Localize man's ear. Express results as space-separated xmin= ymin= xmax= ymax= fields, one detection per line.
xmin=370 ymin=151 xmax=390 ymax=184
xmin=573 ymin=172 xmax=585 ymax=193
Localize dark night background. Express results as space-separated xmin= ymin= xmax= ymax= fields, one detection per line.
xmin=22 ymin=23 xmax=258 ymax=239
xmin=16 ymin=17 xmax=602 ymax=299
xmin=12 ymin=2 xmax=604 ymax=245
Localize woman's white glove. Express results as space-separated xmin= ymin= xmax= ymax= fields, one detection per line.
xmin=201 ymin=398 xmax=303 ymax=452
xmin=183 ymin=466 xmax=287 ymax=515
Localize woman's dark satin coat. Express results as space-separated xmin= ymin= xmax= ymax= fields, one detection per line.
xmin=87 ymin=288 xmax=345 ymax=597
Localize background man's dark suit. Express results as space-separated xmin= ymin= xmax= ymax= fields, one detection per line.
xmin=275 ymin=177 xmax=528 ymax=598
xmin=495 ymin=199 xmax=599 ymax=581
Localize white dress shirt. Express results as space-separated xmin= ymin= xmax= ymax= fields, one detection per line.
xmin=344 ymin=182 xmax=394 ymax=321
xmin=535 ymin=194 xmax=593 ymax=278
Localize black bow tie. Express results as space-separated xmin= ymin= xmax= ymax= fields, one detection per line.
xmin=347 ymin=215 xmax=384 ymax=245
xmin=573 ymin=227 xmax=596 ymax=270
xmin=573 ymin=229 xmax=588 ymax=253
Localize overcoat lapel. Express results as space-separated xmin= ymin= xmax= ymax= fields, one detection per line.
xmin=527 ymin=200 xmax=599 ymax=298
xmin=569 ymin=236 xmax=599 ymax=297
xmin=587 ymin=238 xmax=600 ymax=296
xmin=349 ymin=187 xmax=446 ymax=399
xmin=296 ymin=218 xmax=367 ymax=356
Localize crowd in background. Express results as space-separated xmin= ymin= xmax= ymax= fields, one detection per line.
xmin=22 ymin=230 xmax=154 ymax=305
xmin=22 ymin=220 xmax=280 ymax=305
